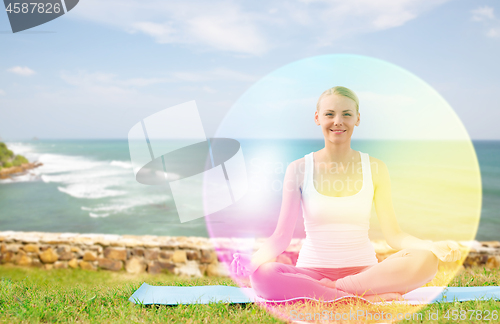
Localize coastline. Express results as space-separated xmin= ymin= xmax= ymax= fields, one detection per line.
xmin=0 ymin=139 xmax=498 ymax=241
xmin=1 ymin=231 xmax=499 ymax=277
xmin=0 ymin=162 xmax=43 ymax=180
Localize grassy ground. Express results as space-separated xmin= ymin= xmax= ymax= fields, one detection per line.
xmin=0 ymin=264 xmax=499 ymax=324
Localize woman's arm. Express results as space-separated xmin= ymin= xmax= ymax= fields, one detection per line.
xmin=372 ymin=158 xmax=433 ymax=251
xmin=372 ymin=158 xmax=461 ymax=262
xmin=248 ymin=160 xmax=303 ymax=271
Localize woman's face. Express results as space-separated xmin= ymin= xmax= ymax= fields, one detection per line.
xmin=314 ymin=94 xmax=360 ymax=143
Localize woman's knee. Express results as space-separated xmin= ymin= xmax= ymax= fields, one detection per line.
xmin=250 ymin=262 xmax=281 ymax=283
xmin=407 ymin=249 xmax=439 ymax=279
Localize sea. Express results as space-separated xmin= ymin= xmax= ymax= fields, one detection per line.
xmin=0 ymin=139 xmax=498 ymax=241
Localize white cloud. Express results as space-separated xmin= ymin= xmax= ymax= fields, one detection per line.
xmin=55 ymin=68 xmax=257 ymax=102
xmin=60 ymin=71 xmax=170 ymax=88
xmin=372 ymin=11 xmax=417 ymax=29
xmin=60 ymin=71 xmax=114 ymax=86
xmin=73 ymin=0 xmax=269 ymax=55
xmin=58 ymin=71 xmax=138 ymax=100
xmin=309 ymin=0 xmax=439 ymax=31
xmin=487 ymin=27 xmax=500 ymax=38
xmin=471 ymin=6 xmax=500 ymax=38
xmin=120 ymin=77 xmax=171 ymax=87
xmin=186 ymin=13 xmax=267 ymax=55
xmin=61 ymin=68 xmax=256 ymax=86
xmin=0 ymin=89 xmax=5 ymax=96
xmin=210 ymin=68 xmax=258 ymax=82
xmin=471 ymin=6 xmax=495 ymax=21
xmin=70 ymin=0 xmax=450 ymax=55
xmin=130 ymin=22 xmax=176 ymax=43
xmin=129 ymin=13 xmax=268 ymax=55
xmin=7 ymin=66 xmax=36 ymax=76
xmin=171 ymin=68 xmax=257 ymax=83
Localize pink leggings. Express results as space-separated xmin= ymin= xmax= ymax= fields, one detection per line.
xmin=249 ymin=248 xmax=439 ymax=301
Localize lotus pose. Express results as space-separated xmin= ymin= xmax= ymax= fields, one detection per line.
xmin=231 ymin=86 xmax=461 ymax=302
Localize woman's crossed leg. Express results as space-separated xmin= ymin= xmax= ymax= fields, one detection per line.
xmin=329 ymin=248 xmax=439 ymax=297
xmin=249 ymin=248 xmax=439 ymax=302
xmin=249 ymin=262 xmax=356 ymax=301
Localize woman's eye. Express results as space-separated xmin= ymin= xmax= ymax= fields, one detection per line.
xmin=344 ymin=114 xmax=351 ymax=116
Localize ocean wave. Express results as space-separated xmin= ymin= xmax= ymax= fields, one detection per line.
xmin=4 ymin=142 xmax=35 ymax=155
xmin=0 ymin=172 xmax=41 ymax=183
xmin=110 ymin=160 xmax=133 ymax=169
xmin=80 ymin=194 xmax=170 ymax=215
xmin=89 ymin=212 xmax=110 ymax=218
xmin=32 ymin=152 xmax=134 ymax=201
xmin=41 ymin=168 xmax=130 ymax=184
xmin=57 ymin=184 xmax=127 ymax=199
xmin=37 ymin=153 xmax=103 ymax=174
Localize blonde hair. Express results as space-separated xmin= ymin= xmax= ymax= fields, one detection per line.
xmin=316 ymin=86 xmax=359 ymax=113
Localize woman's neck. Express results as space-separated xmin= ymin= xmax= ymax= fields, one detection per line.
xmin=321 ymin=140 xmax=355 ymax=162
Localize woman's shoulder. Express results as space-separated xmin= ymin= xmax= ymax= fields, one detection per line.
xmin=287 ymin=156 xmax=306 ymax=174
xmin=286 ymin=157 xmax=306 ymax=190
xmin=367 ymin=155 xmax=385 ymax=165
xmin=367 ymin=155 xmax=389 ymax=187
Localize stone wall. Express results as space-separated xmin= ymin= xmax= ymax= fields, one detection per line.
xmin=1 ymin=231 xmax=499 ymax=277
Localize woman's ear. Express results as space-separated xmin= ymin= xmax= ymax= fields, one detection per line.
xmin=355 ymin=112 xmax=360 ymax=126
xmin=314 ymin=110 xmax=320 ymax=125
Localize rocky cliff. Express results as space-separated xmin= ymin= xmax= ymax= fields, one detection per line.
xmin=0 ymin=142 xmax=43 ymax=179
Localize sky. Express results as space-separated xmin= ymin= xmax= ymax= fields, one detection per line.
xmin=0 ymin=0 xmax=499 ymax=140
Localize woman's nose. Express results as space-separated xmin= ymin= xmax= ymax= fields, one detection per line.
xmin=333 ymin=116 xmax=343 ymax=125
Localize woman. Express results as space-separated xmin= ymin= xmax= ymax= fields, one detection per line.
xmin=231 ymin=86 xmax=462 ymax=302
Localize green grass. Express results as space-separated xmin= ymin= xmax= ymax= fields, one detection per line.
xmin=0 ymin=264 xmax=281 ymax=324
xmin=0 ymin=264 xmax=499 ymax=323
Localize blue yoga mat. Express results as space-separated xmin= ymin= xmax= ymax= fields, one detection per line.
xmin=129 ymin=283 xmax=254 ymax=305
xmin=129 ymin=283 xmax=500 ymax=305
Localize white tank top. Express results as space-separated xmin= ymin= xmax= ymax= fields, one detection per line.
xmin=295 ymin=151 xmax=379 ymax=268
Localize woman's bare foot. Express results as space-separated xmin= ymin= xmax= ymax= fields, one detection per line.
xmin=362 ymin=292 xmax=404 ymax=302
xmin=318 ymin=279 xmax=403 ymax=302
xmin=319 ymin=278 xmax=336 ymax=288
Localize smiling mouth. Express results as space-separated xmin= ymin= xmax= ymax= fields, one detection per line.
xmin=330 ymin=129 xmax=346 ymax=133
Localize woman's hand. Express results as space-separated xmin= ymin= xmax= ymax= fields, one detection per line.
xmin=429 ymin=240 xmax=462 ymax=262
xmin=230 ymin=253 xmax=257 ymax=277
